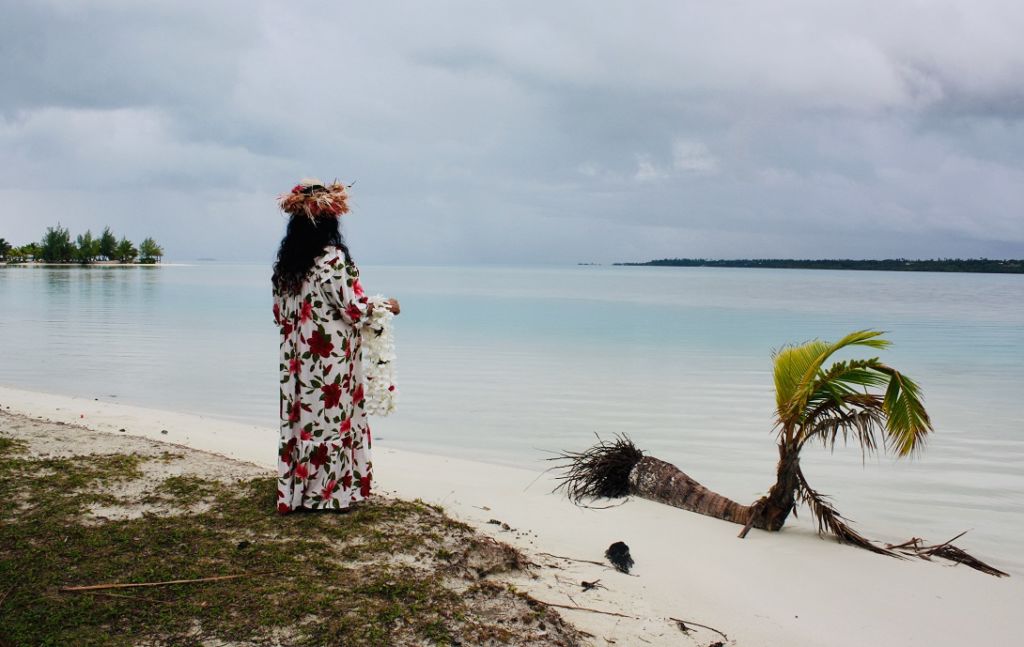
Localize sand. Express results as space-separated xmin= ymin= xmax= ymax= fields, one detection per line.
xmin=1 ymin=384 xmax=1020 ymax=646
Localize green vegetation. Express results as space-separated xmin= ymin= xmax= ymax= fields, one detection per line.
xmin=40 ymin=224 xmax=75 ymax=262
xmin=114 ymin=237 xmax=139 ymax=263
xmin=616 ymin=258 xmax=1024 ymax=274
xmin=0 ymin=425 xmax=577 ymax=646
xmin=139 ymin=236 xmax=165 ymax=264
xmin=750 ymin=330 xmax=932 ymax=547
xmin=2 ymin=224 xmax=164 ymax=265
xmin=98 ymin=227 xmax=117 ymax=261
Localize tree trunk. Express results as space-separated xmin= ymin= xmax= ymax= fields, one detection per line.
xmin=626 ymin=446 xmax=801 ymax=532
xmin=628 ymin=456 xmax=756 ymax=526
xmin=755 ymin=444 xmax=801 ymax=531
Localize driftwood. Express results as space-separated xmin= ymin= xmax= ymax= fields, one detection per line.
xmin=60 ymin=573 xmax=261 ymax=592
xmin=535 ymin=600 xmax=639 ymax=619
xmin=84 ymin=590 xmax=177 ymax=605
xmin=670 ymin=616 xmax=729 ymax=642
xmin=537 ymin=551 xmax=608 ymax=568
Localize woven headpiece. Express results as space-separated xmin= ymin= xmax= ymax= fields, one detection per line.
xmin=278 ymin=178 xmax=350 ymax=219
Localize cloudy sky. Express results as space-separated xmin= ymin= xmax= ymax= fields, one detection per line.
xmin=2 ymin=0 xmax=1023 ymax=263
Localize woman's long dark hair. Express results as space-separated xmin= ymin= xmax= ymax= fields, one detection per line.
xmin=272 ymin=216 xmax=350 ymax=294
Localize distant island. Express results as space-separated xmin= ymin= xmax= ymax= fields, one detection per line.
xmin=1 ymin=225 xmax=164 ymax=265
xmin=614 ymin=258 xmax=1024 ymax=274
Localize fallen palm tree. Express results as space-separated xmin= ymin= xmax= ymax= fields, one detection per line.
xmin=553 ymin=330 xmax=1007 ymax=576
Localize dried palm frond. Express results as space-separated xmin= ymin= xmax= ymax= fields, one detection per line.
xmin=887 ymin=533 xmax=1009 ymax=577
xmin=548 ymin=434 xmax=644 ymax=503
xmin=278 ymin=179 xmax=351 ymax=219
xmin=795 ymin=468 xmax=895 ymax=556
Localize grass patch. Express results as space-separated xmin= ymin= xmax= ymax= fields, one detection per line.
xmin=0 ymin=433 xmax=581 ymax=646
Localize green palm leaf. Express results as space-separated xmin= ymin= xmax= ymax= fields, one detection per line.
xmin=774 ymin=331 xmax=931 ymax=456
xmin=774 ymin=331 xmax=889 ymax=421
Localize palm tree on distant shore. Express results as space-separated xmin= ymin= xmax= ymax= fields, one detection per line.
xmin=0 ymin=238 xmax=11 ymax=261
xmin=555 ymin=330 xmax=932 ymax=553
xmin=139 ymin=237 xmax=164 ymax=264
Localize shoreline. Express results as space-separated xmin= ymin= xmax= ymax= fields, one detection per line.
xmin=2 ymin=262 xmax=178 ymax=268
xmin=1 ymin=385 xmax=1021 ymax=646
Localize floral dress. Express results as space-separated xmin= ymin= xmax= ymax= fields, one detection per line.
xmin=273 ymin=246 xmax=372 ymax=513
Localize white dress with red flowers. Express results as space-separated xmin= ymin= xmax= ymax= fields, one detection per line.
xmin=273 ymin=246 xmax=373 ymax=512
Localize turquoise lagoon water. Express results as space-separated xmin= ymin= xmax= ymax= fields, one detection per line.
xmin=1 ymin=263 xmax=1022 ymax=572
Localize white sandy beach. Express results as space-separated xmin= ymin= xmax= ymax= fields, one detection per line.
xmin=1 ymin=384 xmax=1020 ymax=647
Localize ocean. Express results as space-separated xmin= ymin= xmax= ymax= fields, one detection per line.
xmin=2 ymin=263 xmax=1022 ymax=572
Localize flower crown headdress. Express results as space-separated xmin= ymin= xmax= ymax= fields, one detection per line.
xmin=278 ymin=178 xmax=351 ymax=219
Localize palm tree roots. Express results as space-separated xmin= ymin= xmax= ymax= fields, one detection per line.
xmin=549 ymin=434 xmax=644 ymax=502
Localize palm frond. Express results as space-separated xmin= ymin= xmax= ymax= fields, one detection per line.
xmin=795 ymin=468 xmax=896 ymax=556
xmin=873 ymin=365 xmax=932 ymax=456
xmin=799 ymin=395 xmax=887 ymax=459
xmin=774 ymin=330 xmax=889 ymax=426
xmin=886 ymin=534 xmax=1009 ymax=577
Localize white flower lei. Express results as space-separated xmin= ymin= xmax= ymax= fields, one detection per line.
xmin=362 ymin=295 xmax=397 ymax=416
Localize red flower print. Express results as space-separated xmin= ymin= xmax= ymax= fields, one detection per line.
xmin=275 ymin=251 xmax=375 ymax=514
xmin=322 ymin=382 xmax=342 ymax=409
xmin=308 ymin=330 xmax=334 ymax=357
xmin=310 ymin=444 xmax=330 ymax=469
xmin=388 ymin=385 xmax=395 ymax=392
xmin=280 ymin=438 xmax=296 ymax=465
xmin=344 ymin=302 xmax=363 ymax=322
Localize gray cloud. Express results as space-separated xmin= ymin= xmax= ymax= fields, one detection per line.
xmin=1 ymin=0 xmax=1022 ymax=263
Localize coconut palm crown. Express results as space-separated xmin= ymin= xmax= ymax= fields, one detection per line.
xmin=753 ymin=329 xmax=933 ymax=550
xmin=774 ymin=329 xmax=931 ymax=457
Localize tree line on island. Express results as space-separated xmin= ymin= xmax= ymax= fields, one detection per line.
xmin=0 ymin=226 xmax=164 ymax=264
xmin=615 ymin=258 xmax=1024 ymax=273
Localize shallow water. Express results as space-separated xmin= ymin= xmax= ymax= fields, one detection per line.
xmin=2 ymin=263 xmax=1022 ymax=573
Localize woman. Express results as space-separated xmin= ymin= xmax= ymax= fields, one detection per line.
xmin=272 ymin=179 xmax=399 ymax=513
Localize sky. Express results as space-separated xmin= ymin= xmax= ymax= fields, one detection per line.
xmin=1 ymin=0 xmax=1023 ymax=264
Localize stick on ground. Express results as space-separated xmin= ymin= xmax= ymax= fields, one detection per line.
xmin=59 ymin=573 xmax=263 ymax=592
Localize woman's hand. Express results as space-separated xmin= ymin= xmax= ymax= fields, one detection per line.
xmin=387 ymin=298 xmax=401 ymax=315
